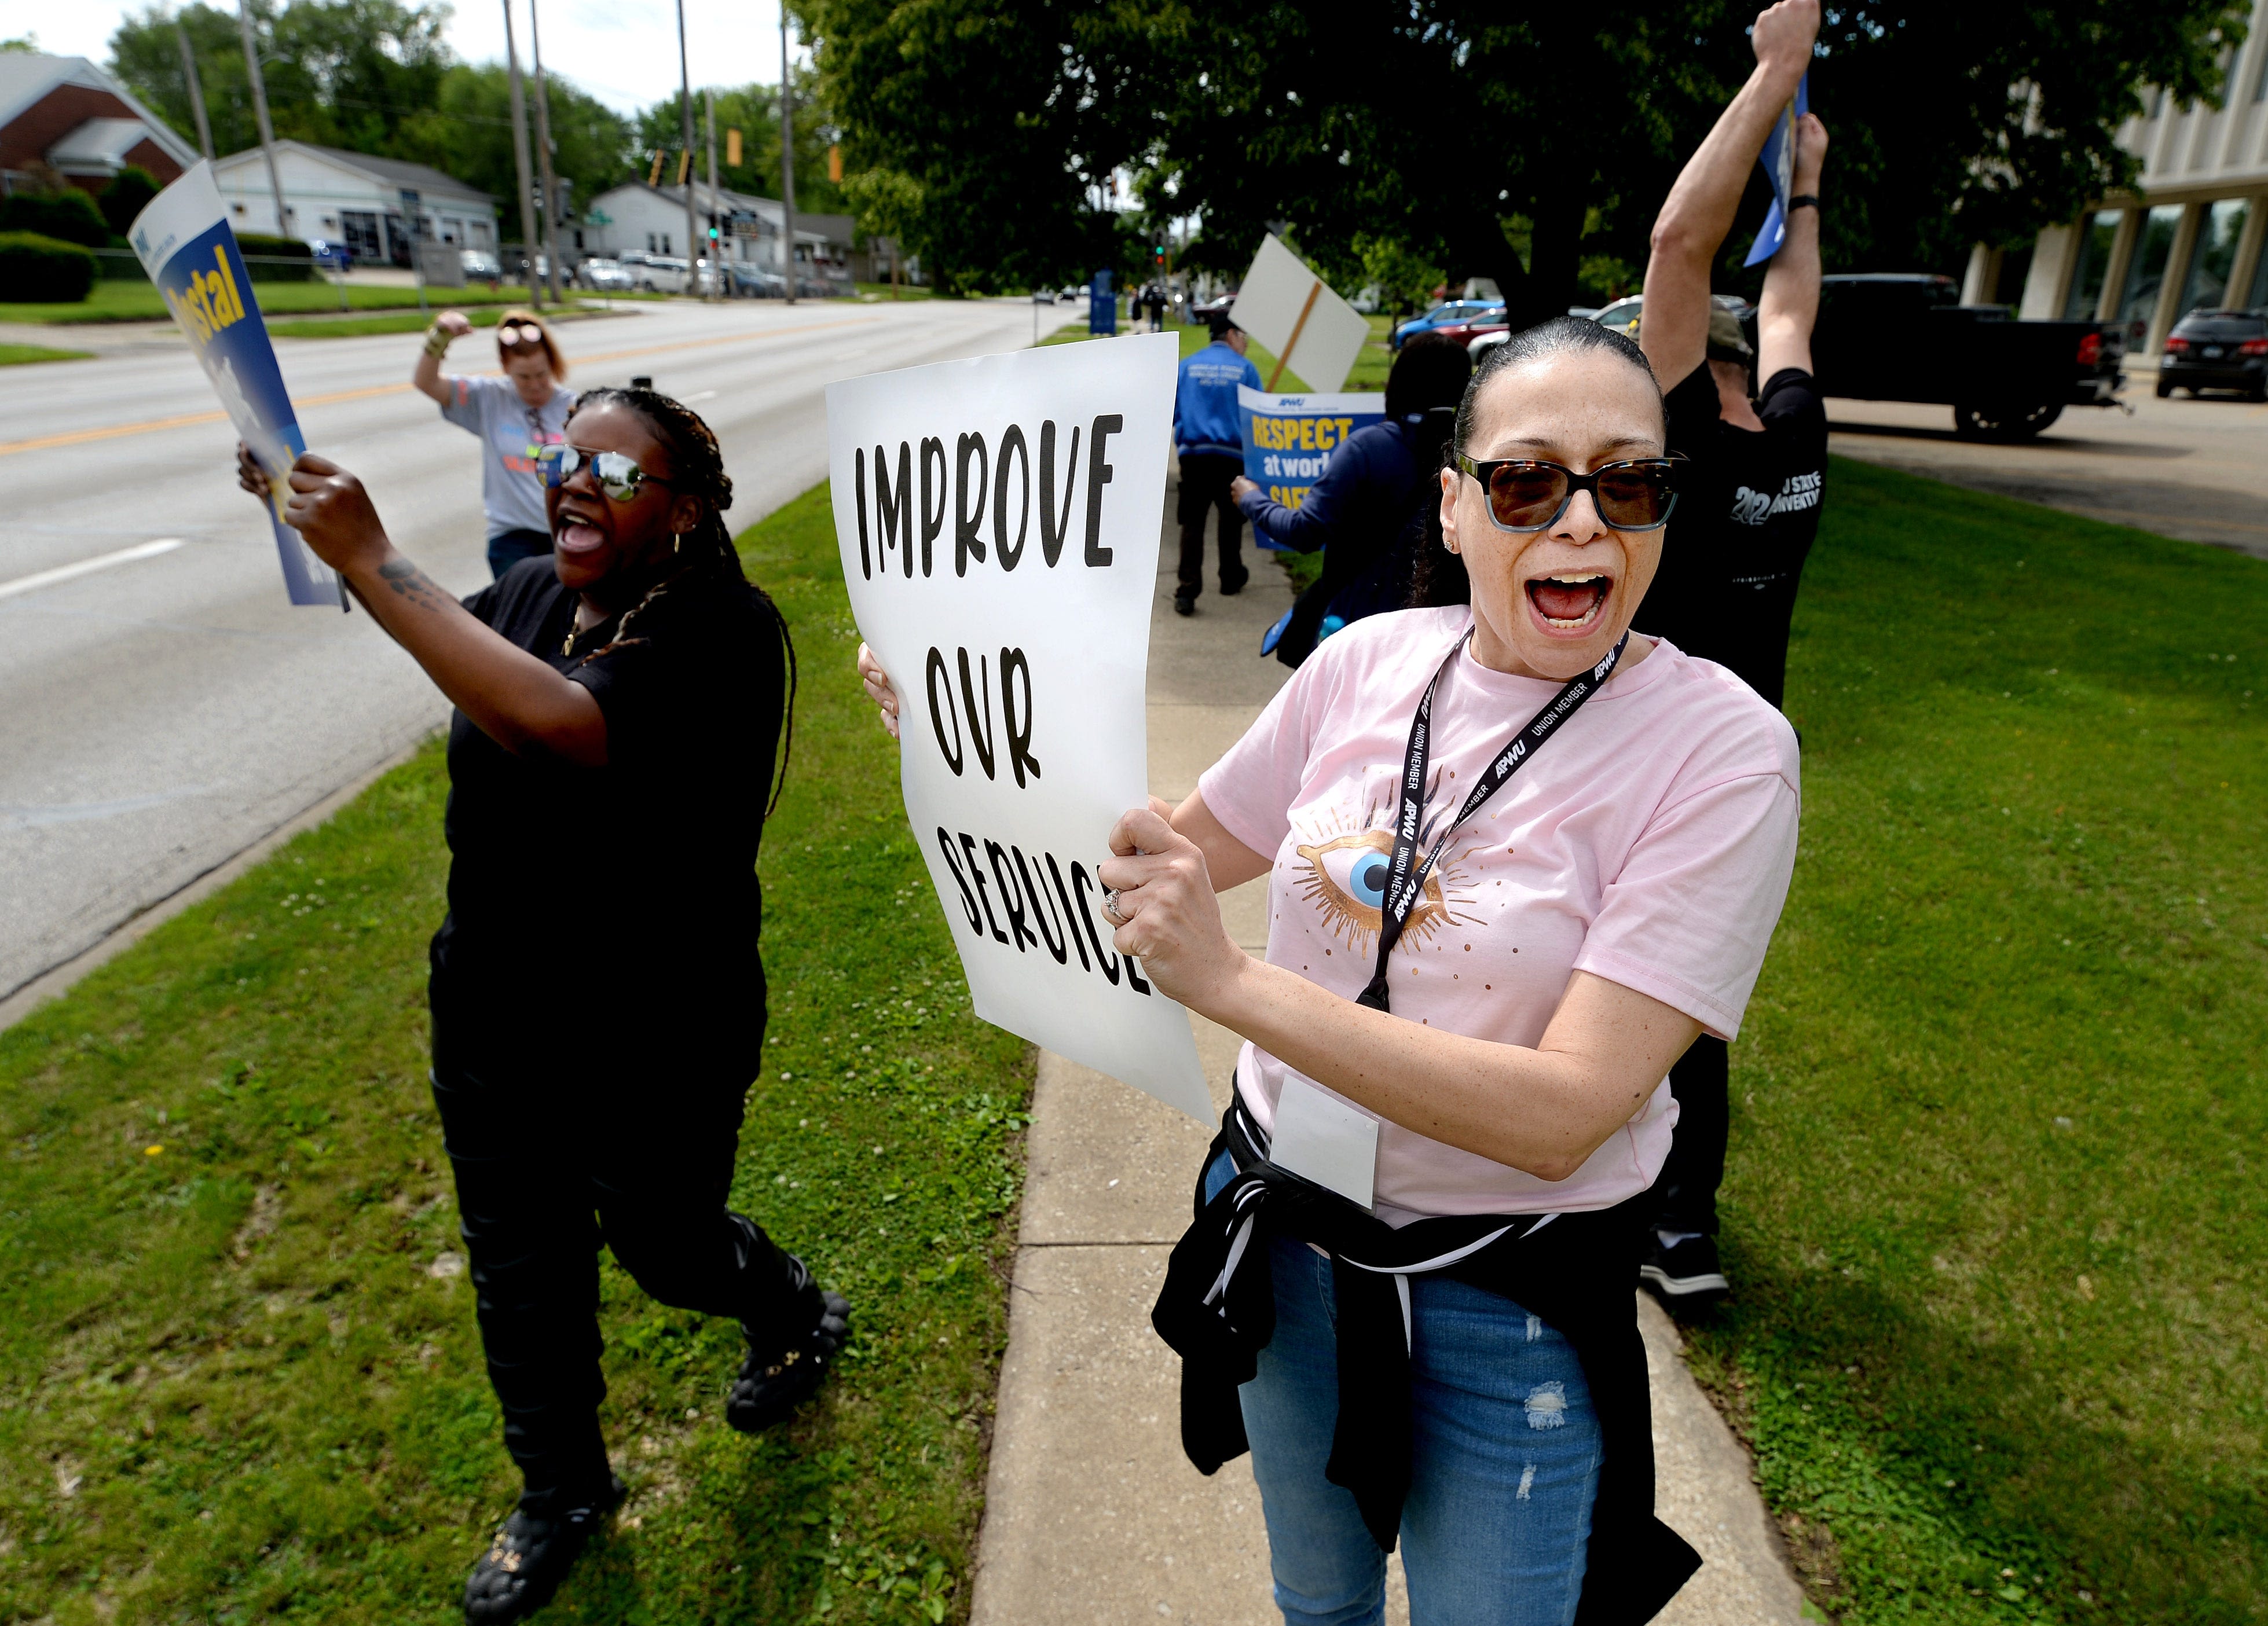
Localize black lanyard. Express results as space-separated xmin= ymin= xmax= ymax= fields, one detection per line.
xmin=1358 ymin=628 xmax=1629 ymax=1013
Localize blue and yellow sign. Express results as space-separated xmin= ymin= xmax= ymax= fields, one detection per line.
xmin=131 ymin=163 xmax=336 ymax=607
xmin=1237 ymin=386 xmax=1384 ymax=539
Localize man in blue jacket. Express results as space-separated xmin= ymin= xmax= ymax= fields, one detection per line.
xmin=1171 ymin=313 xmax=1262 ymax=615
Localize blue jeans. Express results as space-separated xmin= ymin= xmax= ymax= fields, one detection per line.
xmin=1212 ymin=1163 xmax=1601 ymax=1625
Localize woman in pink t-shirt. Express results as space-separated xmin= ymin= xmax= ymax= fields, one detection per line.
xmin=859 ymin=318 xmax=1799 ymax=1623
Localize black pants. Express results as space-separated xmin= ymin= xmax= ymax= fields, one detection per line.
xmin=1650 ymin=1034 xmax=1728 ymax=1235
xmin=1175 ymin=453 xmax=1247 ymax=596
xmin=486 ymin=527 xmax=552 ymax=580
xmin=429 ymin=978 xmax=807 ymax=1513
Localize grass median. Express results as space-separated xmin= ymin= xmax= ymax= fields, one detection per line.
xmin=0 ymin=483 xmax=1032 ymax=1624
xmin=1695 ymin=456 xmax=2265 ymax=1624
xmin=0 ymin=343 xmax=92 ymax=366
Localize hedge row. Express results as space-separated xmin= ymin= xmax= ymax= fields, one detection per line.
xmin=0 ymin=232 xmax=97 ymax=303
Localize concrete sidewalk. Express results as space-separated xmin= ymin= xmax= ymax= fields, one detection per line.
xmin=968 ymin=500 xmax=1808 ymax=1625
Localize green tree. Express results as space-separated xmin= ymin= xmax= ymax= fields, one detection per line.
xmin=796 ymin=0 xmax=1153 ymax=294
xmin=98 ymin=165 xmax=161 ymax=237
xmin=106 ymin=3 xmax=635 ymax=237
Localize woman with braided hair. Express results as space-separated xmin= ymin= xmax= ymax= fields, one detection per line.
xmin=232 ymin=387 xmax=842 ymax=1624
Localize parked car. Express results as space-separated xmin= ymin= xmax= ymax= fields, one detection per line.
xmin=1810 ymin=273 xmax=2124 ymax=438
xmin=1348 ymin=284 xmax=1383 ymax=314
xmin=620 ymin=252 xmax=689 ymax=295
xmin=576 ymin=256 xmax=635 ymax=293
xmin=303 ymin=238 xmax=353 ymax=271
xmin=727 ymin=262 xmax=787 ymax=298
xmin=459 ymin=248 xmax=500 ymax=287
xmin=1391 ymin=298 xmax=1503 ymax=351
xmin=2156 ymin=308 xmax=2268 ymax=401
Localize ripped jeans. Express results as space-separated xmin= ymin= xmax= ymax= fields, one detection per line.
xmin=1238 ymin=1228 xmax=1602 ymax=1626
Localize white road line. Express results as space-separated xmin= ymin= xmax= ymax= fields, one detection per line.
xmin=0 ymin=538 xmax=185 ymax=603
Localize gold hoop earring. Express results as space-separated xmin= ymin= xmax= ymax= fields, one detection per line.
xmin=673 ymin=533 xmax=682 ymax=556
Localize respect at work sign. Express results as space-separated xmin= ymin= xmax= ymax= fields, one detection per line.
xmin=825 ymin=335 xmax=1212 ymax=1124
xmin=129 ymin=162 xmax=341 ymax=607
xmin=1237 ymin=385 xmax=1384 ymax=540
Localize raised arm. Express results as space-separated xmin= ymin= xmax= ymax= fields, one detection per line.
xmin=413 ymin=310 xmax=474 ymax=406
xmin=248 ymin=446 xmax=608 ymax=765
xmin=1640 ymin=0 xmax=1818 ymax=387
xmin=1756 ymin=113 xmax=1827 ymax=381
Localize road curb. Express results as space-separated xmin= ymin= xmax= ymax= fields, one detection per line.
xmin=0 ymin=733 xmax=435 ymax=1038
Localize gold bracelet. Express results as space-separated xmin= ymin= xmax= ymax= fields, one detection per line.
xmin=423 ymin=325 xmax=452 ymax=359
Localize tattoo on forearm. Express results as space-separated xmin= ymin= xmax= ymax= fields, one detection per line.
xmin=375 ymin=556 xmax=450 ymax=612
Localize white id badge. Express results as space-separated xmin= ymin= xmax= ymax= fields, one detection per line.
xmin=1269 ymin=1077 xmax=1381 ymax=1212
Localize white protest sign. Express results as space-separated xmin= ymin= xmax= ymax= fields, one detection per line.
xmin=1228 ymin=234 xmax=1371 ymax=395
xmin=826 ymin=335 xmax=1212 ymax=1125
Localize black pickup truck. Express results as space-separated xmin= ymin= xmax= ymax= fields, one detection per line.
xmin=1808 ymin=273 xmax=2126 ymax=440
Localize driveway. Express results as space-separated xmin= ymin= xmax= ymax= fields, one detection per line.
xmin=1824 ymin=380 xmax=2268 ymax=561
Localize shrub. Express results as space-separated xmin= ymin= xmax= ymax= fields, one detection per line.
xmin=0 ymin=189 xmax=108 ymax=248
xmin=99 ymin=166 xmax=160 ymax=237
xmin=234 ymin=231 xmax=316 ymax=282
xmin=0 ymin=232 xmax=97 ymax=303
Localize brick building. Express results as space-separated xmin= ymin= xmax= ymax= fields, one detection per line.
xmin=0 ymin=53 xmax=196 ymax=199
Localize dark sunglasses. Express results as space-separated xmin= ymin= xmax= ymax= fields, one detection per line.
xmin=537 ymin=444 xmax=675 ymax=502
xmin=1452 ymin=453 xmax=1681 ymax=533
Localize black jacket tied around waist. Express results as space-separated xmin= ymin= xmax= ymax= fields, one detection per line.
xmin=1149 ymin=1096 xmax=1702 ymax=1624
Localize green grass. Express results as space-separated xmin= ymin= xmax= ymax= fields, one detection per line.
xmin=0 ymin=282 xmax=543 ymax=326
xmin=265 ymin=304 xmax=595 ymax=340
xmin=0 ymin=484 xmax=1033 ymax=1624
xmin=1688 ymin=456 xmax=2267 ymax=1624
xmin=854 ymin=282 xmax=933 ymax=301
xmin=0 ymin=343 xmax=92 ymax=366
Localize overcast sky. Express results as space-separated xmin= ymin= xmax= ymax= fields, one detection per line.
xmin=0 ymin=0 xmax=808 ymax=118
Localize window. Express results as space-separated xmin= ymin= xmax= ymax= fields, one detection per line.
xmin=2115 ymin=204 xmax=2183 ymax=331
xmin=2062 ymin=209 xmax=2122 ymax=320
xmin=2179 ymin=199 xmax=2250 ymax=313
xmin=340 ymin=211 xmax=382 ymax=261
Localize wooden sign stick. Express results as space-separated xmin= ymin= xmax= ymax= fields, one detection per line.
xmin=1266 ymin=280 xmax=1323 ymax=391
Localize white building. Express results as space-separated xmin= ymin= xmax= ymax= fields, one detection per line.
xmin=582 ymin=179 xmax=849 ymax=279
xmin=211 ymin=141 xmax=494 ymax=262
xmin=2002 ymin=0 xmax=2268 ymax=355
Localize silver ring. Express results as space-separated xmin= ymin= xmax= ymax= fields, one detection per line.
xmin=1102 ymin=888 xmax=1126 ymax=925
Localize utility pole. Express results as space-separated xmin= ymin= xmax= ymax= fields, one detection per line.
xmin=176 ymin=24 xmax=214 ymax=162
xmin=676 ymin=0 xmax=698 ymax=296
xmin=501 ymin=0 xmax=542 ymax=307
xmin=704 ymin=88 xmax=721 ymax=299
xmin=780 ymin=9 xmax=797 ymax=304
xmin=235 ymin=2 xmax=288 ymax=238
xmin=529 ymin=0 xmax=563 ymax=305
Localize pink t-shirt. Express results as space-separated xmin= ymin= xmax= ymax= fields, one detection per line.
xmin=1197 ymin=606 xmax=1800 ymax=1224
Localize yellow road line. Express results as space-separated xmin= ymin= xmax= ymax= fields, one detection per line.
xmin=0 ymin=315 xmax=883 ymax=460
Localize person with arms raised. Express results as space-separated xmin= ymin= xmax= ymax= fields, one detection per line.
xmin=415 ymin=307 xmax=576 ymax=579
xmin=857 ymin=320 xmax=1800 ymax=1620
xmin=235 ymin=388 xmax=843 ymax=1624
xmin=1632 ymin=0 xmax=1829 ymax=1315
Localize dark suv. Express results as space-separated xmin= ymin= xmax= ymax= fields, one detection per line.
xmin=2156 ymin=309 xmax=2268 ymax=401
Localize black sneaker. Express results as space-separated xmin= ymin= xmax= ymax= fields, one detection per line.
xmin=1639 ymin=1233 xmax=1730 ymax=1315
xmin=463 ymin=1476 xmax=623 ymax=1623
xmin=727 ymin=1256 xmax=851 ymax=1433
xmin=1173 ymin=591 xmax=1197 ymax=617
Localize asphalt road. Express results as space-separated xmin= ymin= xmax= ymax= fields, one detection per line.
xmin=0 ymin=295 xmax=1075 ymax=1002
xmin=1824 ymin=376 xmax=2268 ymax=562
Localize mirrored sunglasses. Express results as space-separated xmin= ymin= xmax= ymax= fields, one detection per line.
xmin=1452 ymin=454 xmax=1681 ymax=533
xmin=496 ymin=322 xmax=545 ymax=349
xmin=537 ymin=444 xmax=675 ymax=502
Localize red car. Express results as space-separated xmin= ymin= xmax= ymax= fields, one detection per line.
xmin=1421 ymin=304 xmax=1507 ymax=347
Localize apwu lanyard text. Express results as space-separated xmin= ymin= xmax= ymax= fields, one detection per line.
xmin=1357 ymin=628 xmax=1629 ymax=1013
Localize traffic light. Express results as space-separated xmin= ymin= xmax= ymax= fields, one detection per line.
xmin=1153 ymin=244 xmax=1166 ymax=265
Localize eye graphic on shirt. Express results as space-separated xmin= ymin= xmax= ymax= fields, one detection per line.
xmin=1292 ymin=823 xmax=1478 ymax=956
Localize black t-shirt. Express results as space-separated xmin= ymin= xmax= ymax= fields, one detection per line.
xmin=430 ymin=556 xmax=787 ymax=1066
xmin=1635 ymin=364 xmax=1826 ymax=710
